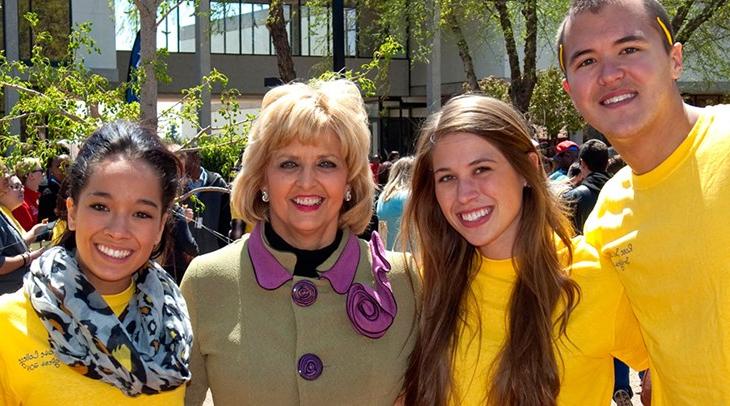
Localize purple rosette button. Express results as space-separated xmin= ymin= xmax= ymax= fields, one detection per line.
xmin=346 ymin=283 xmax=395 ymax=339
xmin=291 ymin=280 xmax=318 ymax=307
xmin=297 ymin=353 xmax=323 ymax=380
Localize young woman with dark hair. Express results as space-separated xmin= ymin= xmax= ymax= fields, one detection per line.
xmin=0 ymin=121 xmax=192 ymax=404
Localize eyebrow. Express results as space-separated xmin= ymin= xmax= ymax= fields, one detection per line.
xmin=275 ymin=153 xmax=341 ymax=161
xmin=433 ymin=157 xmax=497 ymax=174
xmin=89 ymin=191 xmax=160 ymax=210
xmin=568 ymin=34 xmax=647 ymax=66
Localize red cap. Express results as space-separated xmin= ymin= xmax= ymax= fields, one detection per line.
xmin=555 ymin=140 xmax=579 ymax=154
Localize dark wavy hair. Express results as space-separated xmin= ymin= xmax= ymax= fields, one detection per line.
xmin=61 ymin=121 xmax=182 ymax=259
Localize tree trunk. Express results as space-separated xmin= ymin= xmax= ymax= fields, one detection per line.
xmin=267 ymin=0 xmax=296 ymax=83
xmin=492 ymin=0 xmax=537 ymax=113
xmin=136 ymin=0 xmax=160 ymax=132
xmin=515 ymin=0 xmax=537 ymax=112
xmin=444 ymin=11 xmax=479 ymax=91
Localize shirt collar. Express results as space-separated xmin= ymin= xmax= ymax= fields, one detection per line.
xmin=248 ymin=222 xmax=360 ymax=294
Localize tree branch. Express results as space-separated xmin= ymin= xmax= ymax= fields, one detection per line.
xmin=671 ymin=0 xmax=695 ymax=31
xmin=0 ymin=81 xmax=86 ymax=123
xmin=675 ymin=0 xmax=728 ymax=44
xmin=177 ymin=186 xmax=230 ymax=202
xmin=156 ymin=0 xmax=186 ymax=26
xmin=0 ymin=113 xmax=28 ymax=122
xmin=179 ymin=118 xmax=251 ymax=150
xmin=178 ymin=136 xmax=245 ymax=154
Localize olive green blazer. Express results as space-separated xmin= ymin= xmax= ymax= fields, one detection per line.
xmin=181 ymin=226 xmax=418 ymax=406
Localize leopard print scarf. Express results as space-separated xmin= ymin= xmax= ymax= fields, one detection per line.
xmin=24 ymin=246 xmax=193 ymax=397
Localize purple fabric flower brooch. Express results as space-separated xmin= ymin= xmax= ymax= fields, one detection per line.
xmin=248 ymin=223 xmax=397 ymax=339
xmin=345 ymin=231 xmax=397 ymax=338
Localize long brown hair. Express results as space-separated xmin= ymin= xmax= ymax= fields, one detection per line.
xmin=402 ymin=95 xmax=580 ymax=405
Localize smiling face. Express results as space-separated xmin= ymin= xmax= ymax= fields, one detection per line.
xmin=432 ymin=132 xmax=526 ymax=260
xmin=561 ymin=0 xmax=683 ymax=145
xmin=67 ymin=157 xmax=167 ymax=295
xmin=263 ymin=131 xmax=349 ymax=250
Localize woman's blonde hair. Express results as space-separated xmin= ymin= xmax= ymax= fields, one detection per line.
xmin=15 ymin=157 xmax=42 ymax=183
xmin=403 ymin=94 xmax=580 ymax=406
xmin=231 ymin=79 xmax=375 ymax=234
xmin=379 ymin=156 xmax=414 ymax=202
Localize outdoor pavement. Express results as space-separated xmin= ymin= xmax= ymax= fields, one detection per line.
xmin=614 ymin=369 xmax=644 ymax=406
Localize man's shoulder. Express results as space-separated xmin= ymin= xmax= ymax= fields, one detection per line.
xmin=203 ymin=168 xmax=227 ymax=187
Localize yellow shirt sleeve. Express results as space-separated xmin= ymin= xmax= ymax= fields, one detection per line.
xmin=611 ymin=283 xmax=649 ymax=371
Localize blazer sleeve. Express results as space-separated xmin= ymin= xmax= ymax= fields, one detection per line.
xmin=181 ymin=264 xmax=210 ymax=406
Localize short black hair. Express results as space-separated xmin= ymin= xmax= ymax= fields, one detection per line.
xmin=579 ymin=139 xmax=609 ymax=172
xmin=557 ymin=0 xmax=674 ymax=73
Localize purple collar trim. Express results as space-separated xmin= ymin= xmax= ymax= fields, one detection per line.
xmin=248 ymin=223 xmax=360 ymax=294
xmin=248 ymin=223 xmax=398 ymax=339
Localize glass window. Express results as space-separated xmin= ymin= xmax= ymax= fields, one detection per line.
xmin=225 ymin=2 xmax=241 ymax=54
xmin=167 ymin=6 xmax=179 ymax=52
xmin=19 ymin=0 xmax=71 ymax=61
xmin=252 ymin=3 xmax=269 ymax=55
xmin=345 ymin=8 xmax=356 ymax=57
xmin=115 ymin=0 xmax=196 ymax=53
xmin=178 ymin=1 xmax=196 ymax=52
xmin=241 ymin=2 xmax=253 ymax=54
xmin=210 ymin=1 xmax=225 ymax=53
xmin=301 ymin=5 xmax=330 ymax=56
xmin=116 ymin=0 xmax=137 ymax=51
xmin=157 ymin=8 xmax=179 ymax=52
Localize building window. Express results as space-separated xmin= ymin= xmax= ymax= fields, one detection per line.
xmin=158 ymin=1 xmax=196 ymax=52
xmin=300 ymin=4 xmax=357 ymax=57
xmin=19 ymin=0 xmax=71 ymax=61
xmin=116 ymin=0 xmax=196 ymax=53
xmin=113 ymin=1 xmax=362 ymax=58
xmin=211 ymin=1 xmax=291 ymax=56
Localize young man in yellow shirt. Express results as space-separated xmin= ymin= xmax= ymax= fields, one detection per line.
xmin=558 ymin=0 xmax=730 ymax=404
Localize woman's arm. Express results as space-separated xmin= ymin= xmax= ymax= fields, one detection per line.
xmin=0 ymin=248 xmax=43 ymax=275
xmin=22 ymin=223 xmax=47 ymax=245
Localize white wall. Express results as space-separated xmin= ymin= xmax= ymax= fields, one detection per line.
xmin=72 ymin=0 xmax=118 ymax=82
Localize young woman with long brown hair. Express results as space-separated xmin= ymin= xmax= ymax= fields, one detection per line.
xmin=402 ymin=94 xmax=647 ymax=405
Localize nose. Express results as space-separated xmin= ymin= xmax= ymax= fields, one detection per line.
xmin=598 ymin=58 xmax=625 ymax=86
xmin=456 ymin=178 xmax=478 ymax=204
xmin=296 ymin=166 xmax=315 ymax=188
xmin=104 ymin=213 xmax=132 ymax=240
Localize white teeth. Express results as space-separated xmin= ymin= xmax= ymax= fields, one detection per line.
xmin=460 ymin=208 xmax=491 ymax=222
xmin=97 ymin=244 xmax=132 ymax=259
xmin=294 ymin=197 xmax=322 ymax=206
xmin=602 ymin=93 xmax=635 ymax=105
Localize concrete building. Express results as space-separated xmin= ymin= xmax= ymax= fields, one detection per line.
xmin=2 ymin=0 xmax=728 ymax=153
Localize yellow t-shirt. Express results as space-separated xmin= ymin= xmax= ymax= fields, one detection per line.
xmin=584 ymin=105 xmax=730 ymax=405
xmin=0 ymin=284 xmax=185 ymax=405
xmin=451 ymin=237 xmax=647 ymax=405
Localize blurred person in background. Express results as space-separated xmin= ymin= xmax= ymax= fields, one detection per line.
xmin=376 ymin=156 xmax=414 ymax=250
